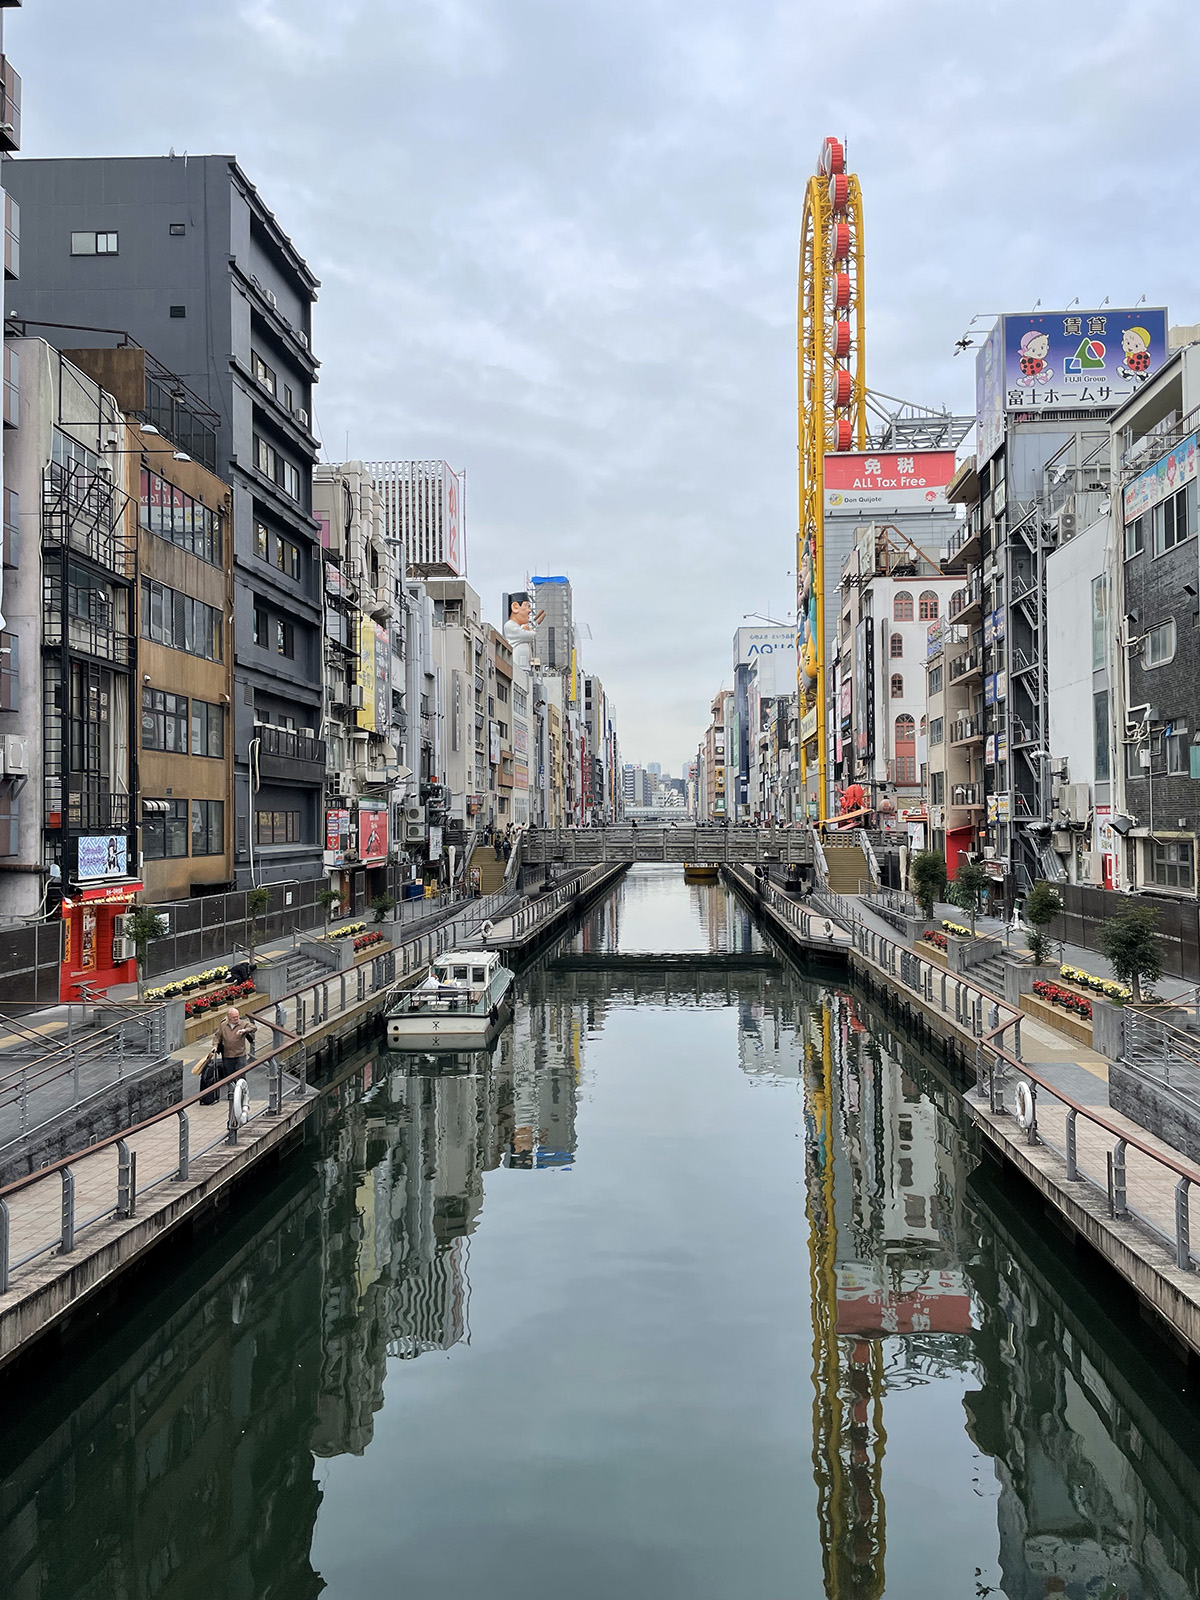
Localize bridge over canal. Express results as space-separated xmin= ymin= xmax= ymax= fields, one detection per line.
xmin=518 ymin=825 xmax=815 ymax=867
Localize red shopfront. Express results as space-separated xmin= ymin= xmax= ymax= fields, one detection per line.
xmin=60 ymin=881 xmax=142 ymax=1001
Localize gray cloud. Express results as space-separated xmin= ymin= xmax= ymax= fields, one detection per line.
xmin=13 ymin=0 xmax=1200 ymax=769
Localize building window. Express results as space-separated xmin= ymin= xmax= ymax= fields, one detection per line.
xmin=1153 ymin=481 xmax=1197 ymax=557
xmin=1125 ymin=514 xmax=1145 ymax=559
xmin=143 ymin=798 xmax=189 ymax=859
xmin=1148 ymin=838 xmax=1195 ymax=891
xmin=191 ymin=699 xmax=224 ymax=758
xmin=191 ymin=799 xmax=224 ymax=856
xmin=254 ymin=809 xmax=300 ymax=845
xmin=929 ymin=716 xmax=944 ymax=746
xmin=1091 ymin=574 xmax=1107 ymax=669
xmin=928 ymin=664 xmax=943 ymax=696
xmin=169 ymin=305 xmax=186 ymax=318
xmin=253 ymin=606 xmax=267 ymax=647
xmin=71 ymin=230 xmax=118 ymax=256
xmin=276 ymin=538 xmax=300 ymax=580
xmin=894 ymin=714 xmax=916 ymax=784
xmin=0 ymin=632 xmax=18 ymax=711
xmin=930 ymin=770 xmax=945 ymax=804
xmin=496 ymin=680 xmax=510 ymax=704
xmin=253 ymin=353 xmax=277 ymax=396
xmin=140 ymin=579 xmax=223 ymax=662
xmin=141 ymin=687 xmax=189 ymax=752
xmin=140 ymin=467 xmax=221 ymax=566
xmin=1167 ymin=731 xmax=1189 ymax=775
xmin=1093 ymin=690 xmax=1110 ymax=783
xmin=1144 ymin=619 xmax=1176 ymax=668
xmin=889 ymin=633 xmax=903 ymax=659
xmin=890 ymin=673 xmax=903 ymax=698
xmin=169 ymin=222 xmax=186 ymax=237
xmin=254 ymin=521 xmax=269 ymax=559
xmin=893 ymin=592 xmax=914 ymax=622
xmin=282 ymin=461 xmax=301 ymax=501
xmin=276 ymin=619 xmax=294 ymax=657
xmin=0 ymin=780 xmax=18 ymax=857
xmin=1126 ymin=733 xmax=1159 ymax=779
xmin=918 ymin=590 xmax=939 ymax=621
xmin=255 ymin=436 xmax=276 ymax=480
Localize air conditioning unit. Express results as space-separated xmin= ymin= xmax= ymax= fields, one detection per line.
xmin=297 ymin=330 xmax=309 ymax=349
xmin=349 ymin=686 xmax=364 ymax=709
xmin=403 ymin=803 xmax=427 ymax=842
xmin=296 ymin=408 xmax=309 ymax=427
xmin=1 ymin=734 xmax=26 ymax=775
xmin=111 ymin=914 xmax=134 ymax=963
xmin=1078 ymin=851 xmax=1103 ymax=883
xmin=300 ymin=727 xmax=315 ymax=740
xmin=1067 ymin=783 xmax=1091 ymax=824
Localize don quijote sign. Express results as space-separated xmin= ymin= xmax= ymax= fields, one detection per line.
xmin=824 ymin=450 xmax=957 ymax=514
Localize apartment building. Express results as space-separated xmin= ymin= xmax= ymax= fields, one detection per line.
xmin=5 ymin=153 xmax=323 ymax=886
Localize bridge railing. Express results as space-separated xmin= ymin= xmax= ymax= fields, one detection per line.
xmin=507 ymin=864 xmax=618 ymax=941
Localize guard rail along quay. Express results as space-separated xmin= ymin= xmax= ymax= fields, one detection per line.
xmin=844 ymin=909 xmax=1200 ymax=1363
xmin=519 ymin=825 xmax=814 ymax=867
xmin=0 ymin=864 xmax=625 ymax=1368
xmin=480 ymin=862 xmax=628 ymax=951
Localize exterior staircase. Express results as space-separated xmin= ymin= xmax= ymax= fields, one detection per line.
xmin=474 ymin=848 xmax=508 ymax=895
xmin=965 ymin=949 xmax=1011 ymax=996
xmin=284 ymin=951 xmax=331 ymax=991
xmin=824 ymin=844 xmax=868 ymax=895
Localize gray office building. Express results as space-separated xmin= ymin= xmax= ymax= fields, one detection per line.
xmin=3 ymin=154 xmax=323 ymax=886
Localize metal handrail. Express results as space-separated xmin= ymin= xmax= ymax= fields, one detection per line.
xmin=851 ymin=918 xmax=1200 ymax=1272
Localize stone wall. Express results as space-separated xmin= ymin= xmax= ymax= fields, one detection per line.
xmin=1110 ymin=1060 xmax=1200 ymax=1166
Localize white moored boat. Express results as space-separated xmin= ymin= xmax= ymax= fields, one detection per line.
xmin=386 ymin=949 xmax=514 ymax=1045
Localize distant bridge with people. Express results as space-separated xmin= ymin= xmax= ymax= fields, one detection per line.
xmin=518 ymin=824 xmax=815 ymax=866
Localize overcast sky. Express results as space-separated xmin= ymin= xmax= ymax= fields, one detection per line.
xmin=13 ymin=0 xmax=1200 ymax=771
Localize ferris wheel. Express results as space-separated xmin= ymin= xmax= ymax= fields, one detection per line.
xmin=797 ymin=135 xmax=867 ymax=821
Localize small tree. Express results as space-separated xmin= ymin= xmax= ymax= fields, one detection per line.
xmin=370 ymin=892 xmax=396 ymax=924
xmin=316 ymin=885 xmax=342 ymax=932
xmin=125 ymin=905 xmax=164 ymax=1000
xmin=1023 ymin=881 xmax=1062 ymax=966
xmin=949 ymin=859 xmax=990 ymax=936
xmin=246 ymin=886 xmax=270 ymax=956
xmin=910 ymin=850 xmax=948 ymax=921
xmin=1100 ymin=901 xmax=1162 ymax=1003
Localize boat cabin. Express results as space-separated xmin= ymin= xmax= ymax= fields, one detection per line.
xmin=427 ymin=950 xmax=501 ymax=999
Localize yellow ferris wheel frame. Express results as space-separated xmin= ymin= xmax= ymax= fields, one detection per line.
xmin=797 ymin=138 xmax=868 ymax=821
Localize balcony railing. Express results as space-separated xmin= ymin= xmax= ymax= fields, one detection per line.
xmin=948 ymin=650 xmax=982 ymax=683
xmin=949 ymin=784 xmax=984 ymax=807
xmin=256 ymin=723 xmax=326 ymax=767
xmin=949 ymin=578 xmax=981 ymax=619
xmin=42 ymin=459 xmax=136 ymax=579
xmin=950 ymin=717 xmax=983 ymax=745
xmin=43 ymin=611 xmax=133 ymax=667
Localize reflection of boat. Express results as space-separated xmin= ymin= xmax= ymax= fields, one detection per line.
xmin=683 ymin=863 xmax=720 ymax=882
xmin=386 ymin=950 xmax=514 ymax=1045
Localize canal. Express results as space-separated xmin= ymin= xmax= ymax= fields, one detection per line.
xmin=4 ymin=865 xmax=1200 ymax=1598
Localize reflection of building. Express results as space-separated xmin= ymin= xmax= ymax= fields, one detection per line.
xmin=804 ymin=987 xmax=974 ymax=1598
xmin=502 ymin=997 xmax=581 ymax=1171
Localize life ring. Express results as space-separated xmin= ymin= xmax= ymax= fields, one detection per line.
xmin=1014 ymin=1080 xmax=1034 ymax=1131
xmin=233 ymin=1077 xmax=251 ymax=1125
xmin=480 ymin=920 xmax=494 ymax=941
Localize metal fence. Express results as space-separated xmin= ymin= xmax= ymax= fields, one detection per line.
xmin=0 ymin=920 xmax=64 ymax=1012
xmin=1049 ymin=883 xmax=1200 ymax=982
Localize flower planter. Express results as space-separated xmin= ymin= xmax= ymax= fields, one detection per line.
xmin=182 ymin=985 xmax=272 ymax=1047
xmin=1018 ymin=989 xmax=1094 ymax=1047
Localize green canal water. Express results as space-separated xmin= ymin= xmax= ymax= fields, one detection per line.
xmin=4 ymin=865 xmax=1200 ymax=1598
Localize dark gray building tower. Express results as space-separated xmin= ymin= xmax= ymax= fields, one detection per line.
xmin=3 ymin=154 xmax=323 ymax=886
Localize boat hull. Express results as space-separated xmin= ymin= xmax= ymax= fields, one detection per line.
xmin=683 ymin=864 xmax=719 ymax=882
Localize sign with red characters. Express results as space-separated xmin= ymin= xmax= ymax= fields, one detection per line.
xmin=824 ymin=450 xmax=957 ymax=514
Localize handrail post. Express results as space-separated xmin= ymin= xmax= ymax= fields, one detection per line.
xmin=1026 ymin=1081 xmax=1038 ymax=1146
xmin=1065 ymin=1109 xmax=1077 ymax=1179
xmin=1109 ymin=1139 xmax=1128 ymax=1218
xmin=1177 ymin=1177 xmax=1192 ymax=1271
xmin=0 ymin=1196 xmax=8 ymax=1293
xmin=60 ymin=1166 xmax=75 ymax=1253
xmin=176 ymin=1109 xmax=189 ymax=1180
xmin=116 ymin=1138 xmax=136 ymax=1217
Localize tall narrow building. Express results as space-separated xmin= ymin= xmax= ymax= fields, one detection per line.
xmin=4 ymin=154 xmax=323 ymax=886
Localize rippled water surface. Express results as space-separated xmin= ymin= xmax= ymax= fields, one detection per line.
xmin=4 ymin=865 xmax=1200 ymax=1599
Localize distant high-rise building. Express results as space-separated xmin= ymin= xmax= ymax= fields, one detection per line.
xmin=367 ymin=460 xmax=464 ymax=577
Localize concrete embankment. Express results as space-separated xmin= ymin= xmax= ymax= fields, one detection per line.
xmin=0 ymin=866 xmax=624 ymax=1370
xmin=729 ymin=865 xmax=1200 ymax=1366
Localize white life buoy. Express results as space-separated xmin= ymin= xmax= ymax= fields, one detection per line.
xmin=480 ymin=920 xmax=494 ymax=940
xmin=1014 ymin=1079 xmax=1034 ymax=1131
xmin=233 ymin=1077 xmax=251 ymax=1125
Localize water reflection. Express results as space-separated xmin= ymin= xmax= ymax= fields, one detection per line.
xmin=7 ymin=873 xmax=1200 ymax=1597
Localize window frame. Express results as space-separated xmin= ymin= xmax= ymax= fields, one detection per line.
xmin=890 ymin=673 xmax=904 ymax=699
xmin=191 ymin=798 xmax=224 ymax=857
xmin=918 ymin=590 xmax=939 ymax=621
xmin=1144 ymin=619 xmax=1177 ymax=669
xmin=890 ymin=633 xmax=903 ymax=659
xmin=893 ymin=592 xmax=914 ymax=622
xmin=143 ymin=798 xmax=189 ymax=860
xmin=71 ymin=230 xmax=118 ymax=256
xmin=190 ymin=699 xmax=225 ymax=759
xmin=1147 ymin=836 xmax=1195 ymax=892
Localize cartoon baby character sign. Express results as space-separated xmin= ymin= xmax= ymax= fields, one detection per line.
xmin=1002 ymin=309 xmax=1168 ymax=410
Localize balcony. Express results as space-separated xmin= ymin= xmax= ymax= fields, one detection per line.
xmin=5 ymin=190 xmax=17 ymax=280
xmin=941 ymin=517 xmax=980 ymax=575
xmin=42 ymin=459 xmax=136 ymax=579
xmin=948 ymin=784 xmax=984 ymax=810
xmin=948 ymin=649 xmax=983 ymax=685
xmin=948 ymin=577 xmax=981 ymax=623
xmin=949 ymin=717 xmax=984 ymax=746
xmin=255 ymin=722 xmax=327 ymax=784
xmin=3 ymin=341 xmax=16 ymax=428
xmin=43 ymin=611 xmax=133 ymax=667
xmin=3 ymin=486 xmax=17 ymax=569
xmin=0 ymin=57 xmax=21 ymax=153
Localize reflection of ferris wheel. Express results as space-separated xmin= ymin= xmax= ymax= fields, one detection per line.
xmin=797 ymin=136 xmax=867 ymax=821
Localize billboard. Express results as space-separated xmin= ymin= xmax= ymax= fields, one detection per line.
xmin=734 ymin=626 xmax=798 ymax=698
xmin=1123 ymin=431 xmax=1198 ymax=523
xmin=358 ymin=801 xmax=388 ymax=864
xmin=853 ymin=618 xmax=875 ymax=759
xmin=823 ymin=451 xmax=957 ymax=515
xmin=356 ymin=613 xmax=376 ymax=731
xmin=977 ymin=310 xmax=1169 ymax=432
xmin=325 ymin=808 xmax=350 ymax=865
xmin=77 ymin=833 xmax=128 ymax=881
xmin=444 ymin=466 xmax=462 ymax=575
xmin=502 ymin=590 xmax=543 ymax=669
